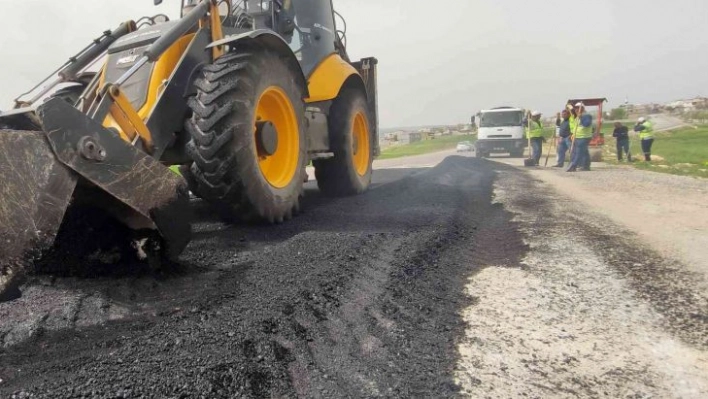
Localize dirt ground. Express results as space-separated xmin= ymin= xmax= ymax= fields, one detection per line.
xmin=1 ymin=151 xmax=707 ymax=398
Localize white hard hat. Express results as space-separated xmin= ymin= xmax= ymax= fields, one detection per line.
xmin=531 ymin=110 xmax=541 ymax=116
xmin=574 ymin=102 xmax=585 ymax=107
xmin=638 ymin=117 xmax=646 ymax=122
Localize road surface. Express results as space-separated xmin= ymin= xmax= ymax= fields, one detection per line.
xmin=1 ymin=150 xmax=707 ymax=398
xmin=648 ymin=113 xmax=690 ymax=132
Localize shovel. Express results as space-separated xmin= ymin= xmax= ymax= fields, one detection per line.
xmin=544 ymin=133 xmax=557 ymax=167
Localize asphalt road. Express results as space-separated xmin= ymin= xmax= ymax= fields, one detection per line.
xmin=648 ymin=113 xmax=690 ymax=132
xmin=1 ymin=153 xmax=499 ymax=398
xmin=1 ymin=150 xmax=707 ymax=398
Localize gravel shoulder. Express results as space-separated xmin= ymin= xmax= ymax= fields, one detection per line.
xmin=493 ymin=157 xmax=708 ymax=288
xmin=454 ymin=165 xmax=708 ymax=398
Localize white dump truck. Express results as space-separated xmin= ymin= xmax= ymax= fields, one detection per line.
xmin=472 ymin=106 xmax=526 ymax=158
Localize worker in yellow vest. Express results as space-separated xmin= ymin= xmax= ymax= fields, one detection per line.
xmin=526 ymin=110 xmax=545 ymax=166
xmin=634 ymin=117 xmax=654 ymax=161
xmin=567 ymin=102 xmax=593 ymax=172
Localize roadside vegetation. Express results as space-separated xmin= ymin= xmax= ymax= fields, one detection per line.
xmin=378 ymin=134 xmax=476 ymax=159
xmin=604 ymin=126 xmax=708 ymax=178
xmin=601 ymin=120 xmax=634 ymax=131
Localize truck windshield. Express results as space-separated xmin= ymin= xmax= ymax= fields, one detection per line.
xmin=479 ymin=111 xmax=524 ymax=128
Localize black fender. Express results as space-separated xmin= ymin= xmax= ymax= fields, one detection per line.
xmin=207 ymin=30 xmax=309 ymax=98
xmin=340 ymin=74 xmax=368 ymax=101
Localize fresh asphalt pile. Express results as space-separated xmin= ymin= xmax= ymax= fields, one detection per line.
xmin=0 ymin=156 xmax=524 ymax=398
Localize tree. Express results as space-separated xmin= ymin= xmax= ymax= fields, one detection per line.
xmin=608 ymin=107 xmax=627 ymax=120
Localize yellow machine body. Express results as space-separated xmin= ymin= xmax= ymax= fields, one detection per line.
xmin=305 ymin=54 xmax=360 ymax=103
xmin=100 ymin=34 xmax=196 ymax=143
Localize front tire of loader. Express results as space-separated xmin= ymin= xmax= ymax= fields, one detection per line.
xmin=313 ymin=89 xmax=373 ymax=196
xmin=45 ymin=73 xmax=95 ymax=106
xmin=185 ymin=50 xmax=305 ymax=223
xmin=46 ymin=84 xmax=87 ymax=106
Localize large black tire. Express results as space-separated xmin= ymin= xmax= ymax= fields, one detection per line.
xmin=185 ymin=50 xmax=306 ymax=223
xmin=50 ymin=86 xmax=83 ymax=105
xmin=45 ymin=73 xmax=95 ymax=106
xmin=47 ymin=84 xmax=86 ymax=106
xmin=313 ymin=88 xmax=374 ymax=196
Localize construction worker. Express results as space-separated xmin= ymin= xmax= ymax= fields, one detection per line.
xmin=566 ymin=102 xmax=593 ymax=172
xmin=526 ymin=110 xmax=545 ymax=166
xmin=612 ymin=121 xmax=631 ymax=161
xmin=634 ymin=117 xmax=654 ymax=161
xmin=553 ymin=109 xmax=572 ymax=167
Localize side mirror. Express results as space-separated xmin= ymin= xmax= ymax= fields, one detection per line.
xmin=154 ymin=0 xmax=163 ymax=5
xmin=470 ymin=116 xmax=475 ymax=125
xmin=278 ymin=17 xmax=296 ymax=37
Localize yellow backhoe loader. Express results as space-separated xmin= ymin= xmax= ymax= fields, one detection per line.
xmin=0 ymin=0 xmax=379 ymax=299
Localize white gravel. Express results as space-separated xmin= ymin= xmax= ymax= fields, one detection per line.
xmin=455 ymin=168 xmax=708 ymax=398
xmin=493 ymin=157 xmax=708 ymax=286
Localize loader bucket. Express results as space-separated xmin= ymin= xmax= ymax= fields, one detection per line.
xmin=0 ymin=98 xmax=191 ymax=299
xmin=0 ymin=130 xmax=78 ymax=299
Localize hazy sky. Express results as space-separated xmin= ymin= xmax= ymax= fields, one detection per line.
xmin=1 ymin=0 xmax=707 ymax=128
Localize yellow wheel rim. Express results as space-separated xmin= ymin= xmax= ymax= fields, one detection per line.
xmin=254 ymin=86 xmax=299 ymax=189
xmin=352 ymin=111 xmax=371 ymax=176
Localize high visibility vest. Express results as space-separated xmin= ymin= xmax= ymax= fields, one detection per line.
xmin=526 ymin=121 xmax=544 ymax=138
xmin=570 ymin=114 xmax=593 ymax=139
xmin=638 ymin=122 xmax=654 ymax=140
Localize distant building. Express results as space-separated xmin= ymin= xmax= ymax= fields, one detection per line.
xmin=665 ymin=97 xmax=708 ymax=112
xmin=399 ymin=131 xmax=422 ymax=144
xmin=622 ymin=102 xmax=662 ymax=118
xmin=381 ymin=130 xmax=423 ymax=144
xmin=383 ymin=131 xmax=402 ymax=141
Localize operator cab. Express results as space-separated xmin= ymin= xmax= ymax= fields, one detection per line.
xmin=243 ymin=0 xmax=341 ymax=75
xmin=178 ymin=0 xmax=344 ymax=76
xmin=278 ymin=0 xmax=338 ymax=74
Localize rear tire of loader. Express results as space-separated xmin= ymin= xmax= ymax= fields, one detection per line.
xmin=185 ymin=50 xmax=305 ymax=223
xmin=313 ymin=89 xmax=373 ymax=196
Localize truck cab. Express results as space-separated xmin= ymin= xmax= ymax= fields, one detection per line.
xmin=473 ymin=106 xmax=526 ymax=158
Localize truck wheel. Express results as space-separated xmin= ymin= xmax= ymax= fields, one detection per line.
xmin=185 ymin=50 xmax=305 ymax=223
xmin=313 ymin=88 xmax=373 ymax=196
